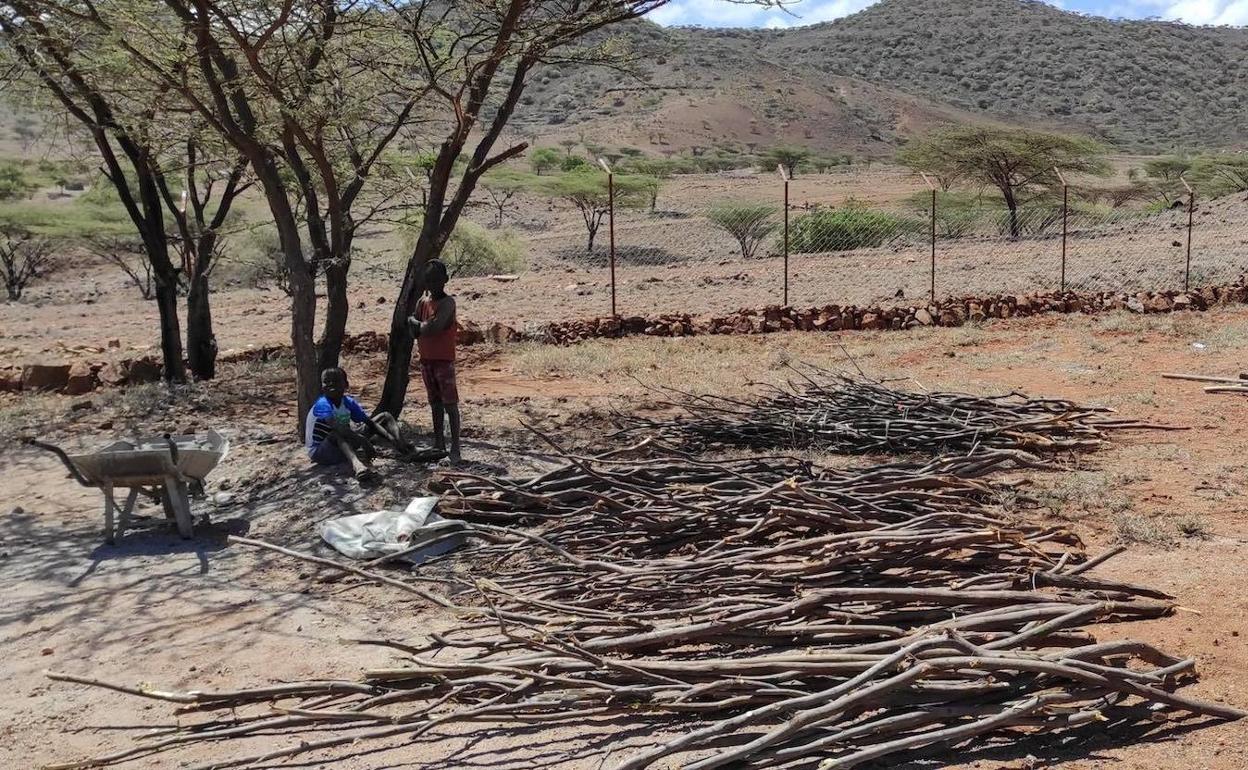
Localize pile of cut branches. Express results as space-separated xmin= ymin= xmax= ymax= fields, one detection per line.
xmin=47 ymin=439 xmax=1241 ymax=770
xmin=615 ymin=370 xmax=1162 ymax=455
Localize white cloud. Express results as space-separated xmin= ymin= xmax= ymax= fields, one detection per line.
xmin=644 ymin=0 xmax=1248 ymax=27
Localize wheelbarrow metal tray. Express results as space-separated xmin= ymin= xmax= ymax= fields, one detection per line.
xmin=67 ymin=430 xmax=229 ymax=487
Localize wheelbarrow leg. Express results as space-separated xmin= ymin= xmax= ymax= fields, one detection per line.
xmin=117 ymin=488 xmax=140 ymax=540
xmin=103 ymin=482 xmax=116 ymax=545
xmin=164 ymin=476 xmax=195 ymax=539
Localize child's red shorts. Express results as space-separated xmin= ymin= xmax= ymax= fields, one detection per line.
xmin=420 ymin=360 xmax=459 ymax=405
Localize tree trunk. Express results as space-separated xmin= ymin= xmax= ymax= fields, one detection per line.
xmin=586 ymin=219 xmax=599 ymax=252
xmin=183 ymin=230 xmax=217 ymax=380
xmin=319 ymin=258 xmax=350 ymax=374
xmin=253 ymin=157 xmax=318 ymax=434
xmin=1004 ymin=188 xmax=1020 ymax=239
xmin=185 ymin=268 xmax=216 ymax=380
xmin=288 ymin=268 xmax=319 ymax=433
xmin=375 ymin=243 xmax=432 ymax=418
xmin=153 ymin=275 xmax=186 ymax=384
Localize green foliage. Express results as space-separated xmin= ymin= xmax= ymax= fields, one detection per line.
xmin=905 ymin=191 xmax=990 ymax=238
xmin=789 ymin=203 xmax=923 ymax=253
xmin=538 ymin=170 xmax=657 ymax=209
xmin=0 ymin=192 xmax=131 ymax=239
xmin=401 ymin=216 xmax=526 ymax=277
xmin=0 ymin=160 xmax=37 ymax=201
xmin=561 ymin=155 xmax=591 ymax=172
xmin=763 ymin=145 xmax=811 ymax=177
xmin=899 ymin=126 xmax=1108 ymax=237
xmin=706 ymin=202 xmax=778 ymax=259
xmin=530 ymin=147 xmax=561 ymax=175
xmin=1188 ymin=154 xmax=1248 ymax=198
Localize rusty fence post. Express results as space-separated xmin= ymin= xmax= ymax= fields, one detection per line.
xmin=598 ymin=158 xmax=617 ymax=317
xmin=920 ymin=173 xmax=937 ymax=303
xmin=1054 ymin=167 xmax=1068 ymax=293
xmin=1181 ymin=175 xmax=1195 ymax=291
xmin=777 ymin=164 xmax=790 ymax=306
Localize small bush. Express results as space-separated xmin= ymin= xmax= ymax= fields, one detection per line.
xmin=0 ymin=160 xmax=36 ymax=201
xmin=402 ymin=217 xmax=526 ymax=277
xmin=788 ymin=204 xmax=923 ymax=253
xmin=707 ymin=202 xmax=779 ymax=259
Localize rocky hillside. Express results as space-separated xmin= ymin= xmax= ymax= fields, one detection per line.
xmin=513 ymin=0 xmax=1248 ymax=154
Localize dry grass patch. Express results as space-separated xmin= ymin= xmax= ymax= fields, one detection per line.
xmin=1113 ymin=512 xmax=1174 ymax=546
xmin=1173 ymin=513 xmax=1212 ymax=540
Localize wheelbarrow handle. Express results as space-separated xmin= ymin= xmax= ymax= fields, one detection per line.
xmin=23 ymin=438 xmax=92 ymax=487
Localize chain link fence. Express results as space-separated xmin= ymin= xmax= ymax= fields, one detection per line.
xmin=446 ymin=170 xmax=1248 ymax=328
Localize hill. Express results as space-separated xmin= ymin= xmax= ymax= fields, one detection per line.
xmin=511 ymin=0 xmax=1248 ymax=155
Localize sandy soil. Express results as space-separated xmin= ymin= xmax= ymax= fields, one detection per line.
xmin=4 ymin=306 xmax=1248 ymax=769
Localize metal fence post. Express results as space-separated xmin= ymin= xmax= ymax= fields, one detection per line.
xmin=777 ymin=164 xmax=790 ymax=306
xmin=1181 ymin=175 xmax=1195 ymax=292
xmin=1054 ymin=167 xmax=1068 ymax=293
xmin=598 ymin=158 xmax=617 ymax=317
xmin=920 ymin=173 xmax=937 ymax=303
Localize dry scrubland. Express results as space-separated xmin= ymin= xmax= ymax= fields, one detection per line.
xmin=4 ymin=161 xmax=1247 ymax=368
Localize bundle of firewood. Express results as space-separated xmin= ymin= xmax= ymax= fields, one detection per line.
xmin=47 ymin=437 xmax=1241 ymax=770
xmin=615 ymin=370 xmax=1163 ymax=455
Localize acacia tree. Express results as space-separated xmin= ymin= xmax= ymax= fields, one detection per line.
xmin=479 ymin=168 xmax=536 ymax=227
xmin=899 ymin=126 xmax=1109 ymax=238
xmin=764 ymin=146 xmax=811 ymax=178
xmin=374 ymin=0 xmax=699 ymax=417
xmin=157 ymin=143 xmax=249 ymax=379
xmin=540 ymin=170 xmax=655 ymax=252
xmin=707 ymin=202 xmax=778 ymax=259
xmin=1143 ymin=155 xmax=1192 ymax=205
xmin=530 ymin=147 xmax=560 ymax=175
xmin=1 ymin=5 xmax=251 ymax=381
xmin=1 ymin=2 xmax=190 ymax=379
xmin=32 ymin=0 xmax=422 ymax=426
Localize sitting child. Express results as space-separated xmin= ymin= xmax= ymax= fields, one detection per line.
xmin=305 ymin=367 xmax=372 ymax=468
xmin=305 ymin=367 xmax=405 ymax=475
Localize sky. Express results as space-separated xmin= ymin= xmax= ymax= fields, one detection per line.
xmin=646 ymin=0 xmax=1248 ymax=29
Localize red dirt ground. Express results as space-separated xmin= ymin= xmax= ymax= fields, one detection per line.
xmin=3 ymin=307 xmax=1248 ymax=769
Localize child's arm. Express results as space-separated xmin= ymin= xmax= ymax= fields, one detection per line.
xmin=346 ymin=397 xmax=370 ymax=424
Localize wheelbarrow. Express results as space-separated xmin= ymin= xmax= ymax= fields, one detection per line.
xmin=26 ymin=431 xmax=229 ymax=544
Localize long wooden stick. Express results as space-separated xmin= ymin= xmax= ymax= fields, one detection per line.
xmin=1163 ymin=372 xmax=1246 ymax=384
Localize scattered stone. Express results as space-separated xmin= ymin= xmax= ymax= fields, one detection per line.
xmin=485 ymin=322 xmax=521 ymax=344
xmin=124 ymin=356 xmax=163 ymax=385
xmin=63 ymin=361 xmax=98 ymax=395
xmin=21 ymin=363 xmax=71 ymax=392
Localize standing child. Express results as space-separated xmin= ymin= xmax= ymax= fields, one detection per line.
xmin=408 ymin=259 xmax=461 ymax=463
